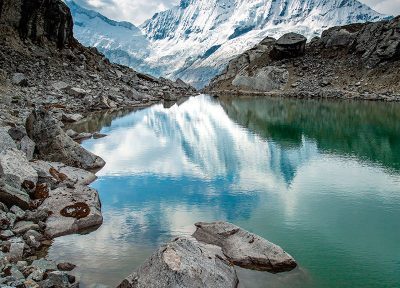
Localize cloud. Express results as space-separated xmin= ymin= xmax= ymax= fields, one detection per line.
xmin=73 ymin=0 xmax=179 ymax=25
xmin=360 ymin=0 xmax=400 ymax=16
xmin=73 ymin=0 xmax=400 ymax=25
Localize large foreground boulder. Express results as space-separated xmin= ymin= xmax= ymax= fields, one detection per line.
xmin=38 ymin=185 xmax=103 ymax=238
xmin=118 ymin=236 xmax=238 ymax=288
xmin=26 ymin=109 xmax=105 ymax=170
xmin=193 ymin=221 xmax=297 ymax=272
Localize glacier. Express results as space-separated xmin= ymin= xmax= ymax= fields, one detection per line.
xmin=66 ymin=0 xmax=390 ymax=88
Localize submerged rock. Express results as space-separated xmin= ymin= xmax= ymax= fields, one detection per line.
xmin=193 ymin=221 xmax=297 ymax=272
xmin=26 ymin=109 xmax=105 ymax=170
xmin=38 ymin=185 xmax=102 ymax=238
xmin=118 ymin=236 xmax=238 ymax=288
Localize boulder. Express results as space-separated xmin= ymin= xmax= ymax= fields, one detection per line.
xmin=38 ymin=185 xmax=103 ymax=238
xmin=0 ymin=148 xmax=38 ymax=189
xmin=232 ymin=66 xmax=289 ymax=92
xmin=0 ymin=180 xmax=30 ymax=209
xmin=66 ymin=87 xmax=88 ymax=97
xmin=11 ymin=73 xmax=28 ymax=87
xmin=271 ymin=33 xmax=307 ymax=59
xmin=61 ymin=113 xmax=84 ymax=123
xmin=25 ymin=109 xmax=105 ymax=170
xmin=31 ymin=160 xmax=97 ymax=188
xmin=20 ymin=136 xmax=35 ymax=161
xmin=12 ymin=221 xmax=40 ymax=235
xmin=192 ymin=221 xmax=297 ymax=272
xmin=0 ymin=128 xmax=17 ymax=154
xmin=118 ymin=236 xmax=238 ymax=288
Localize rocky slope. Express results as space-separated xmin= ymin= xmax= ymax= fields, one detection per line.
xmin=0 ymin=0 xmax=195 ymax=286
xmin=65 ymin=0 xmax=388 ymax=88
xmin=206 ymin=16 xmax=400 ymax=101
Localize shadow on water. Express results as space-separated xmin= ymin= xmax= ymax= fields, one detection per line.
xmin=220 ymin=96 xmax=400 ymax=172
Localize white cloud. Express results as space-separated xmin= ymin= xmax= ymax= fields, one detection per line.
xmin=73 ymin=0 xmax=179 ymax=25
xmin=73 ymin=0 xmax=400 ymax=26
xmin=360 ymin=0 xmax=400 ymax=15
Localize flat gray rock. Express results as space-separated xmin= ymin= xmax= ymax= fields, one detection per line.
xmin=38 ymin=185 xmax=103 ymax=238
xmin=118 ymin=236 xmax=238 ymax=288
xmin=193 ymin=221 xmax=297 ymax=272
xmin=31 ymin=160 xmax=97 ymax=188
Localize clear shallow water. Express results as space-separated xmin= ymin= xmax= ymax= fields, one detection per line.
xmin=49 ymin=95 xmax=400 ymax=288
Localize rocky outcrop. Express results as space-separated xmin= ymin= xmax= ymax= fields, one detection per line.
xmin=0 ymin=0 xmax=73 ymax=48
xmin=26 ymin=109 xmax=106 ymax=170
xmin=193 ymin=221 xmax=297 ymax=272
xmin=270 ymin=33 xmax=307 ymax=60
xmin=118 ymin=236 xmax=239 ymax=288
xmin=207 ymin=17 xmax=400 ymax=101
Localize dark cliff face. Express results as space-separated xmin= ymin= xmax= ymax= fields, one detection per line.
xmin=0 ymin=0 xmax=74 ymax=48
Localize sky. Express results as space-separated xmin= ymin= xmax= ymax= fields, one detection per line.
xmin=73 ymin=0 xmax=400 ymax=25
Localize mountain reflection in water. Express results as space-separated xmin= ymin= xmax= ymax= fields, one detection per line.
xmin=48 ymin=95 xmax=400 ymax=288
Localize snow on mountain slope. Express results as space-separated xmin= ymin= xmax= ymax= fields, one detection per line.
xmin=65 ymin=0 xmax=158 ymax=75
xmin=142 ymin=0 xmax=389 ymax=88
xmin=66 ymin=0 xmax=389 ymax=88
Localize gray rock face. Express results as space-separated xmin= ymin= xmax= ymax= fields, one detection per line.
xmin=193 ymin=221 xmax=297 ymax=272
xmin=0 ymin=0 xmax=74 ymax=48
xmin=0 ymin=128 xmax=17 ymax=153
xmin=232 ymin=66 xmax=289 ymax=92
xmin=0 ymin=179 xmax=30 ymax=209
xmin=38 ymin=185 xmax=103 ymax=238
xmin=0 ymin=148 xmax=38 ymax=189
xmin=11 ymin=73 xmax=28 ymax=86
xmin=271 ymin=33 xmax=307 ymax=60
xmin=31 ymin=160 xmax=97 ymax=188
xmin=118 ymin=236 xmax=238 ymax=288
xmin=20 ymin=136 xmax=35 ymax=161
xmin=25 ymin=109 xmax=105 ymax=170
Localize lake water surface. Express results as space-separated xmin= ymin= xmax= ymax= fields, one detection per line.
xmin=48 ymin=95 xmax=400 ymax=287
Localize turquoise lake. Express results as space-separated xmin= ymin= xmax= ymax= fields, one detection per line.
xmin=48 ymin=95 xmax=400 ymax=287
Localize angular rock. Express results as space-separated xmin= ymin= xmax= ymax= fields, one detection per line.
xmin=26 ymin=109 xmax=105 ymax=170
xmin=30 ymin=259 xmax=57 ymax=272
xmin=0 ymin=229 xmax=14 ymax=240
xmin=57 ymin=262 xmax=76 ymax=271
xmin=271 ymin=33 xmax=307 ymax=59
xmin=31 ymin=160 xmax=97 ymax=187
xmin=10 ymin=205 xmax=25 ymax=220
xmin=40 ymin=271 xmax=70 ymax=287
xmin=92 ymin=132 xmax=107 ymax=139
xmin=20 ymin=136 xmax=36 ymax=161
xmin=0 ymin=148 xmax=38 ymax=189
xmin=51 ymin=81 xmax=69 ymax=91
xmin=61 ymin=113 xmax=84 ymax=123
xmin=38 ymin=185 xmax=103 ymax=238
xmin=11 ymin=73 xmax=28 ymax=87
xmin=0 ymin=128 xmax=17 ymax=154
xmin=193 ymin=221 xmax=297 ymax=272
xmin=12 ymin=221 xmax=40 ymax=235
xmin=118 ymin=236 xmax=238 ymax=288
xmin=0 ymin=210 xmax=10 ymax=229
xmin=0 ymin=179 xmax=31 ymax=209
xmin=8 ymin=238 xmax=25 ymax=263
xmin=66 ymin=87 xmax=87 ymax=97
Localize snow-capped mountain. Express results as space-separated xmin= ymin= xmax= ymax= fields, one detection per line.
xmin=66 ymin=0 xmax=158 ymax=75
xmin=67 ymin=0 xmax=389 ymax=88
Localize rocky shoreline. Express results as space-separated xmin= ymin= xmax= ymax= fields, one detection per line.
xmin=206 ymin=17 xmax=400 ymax=101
